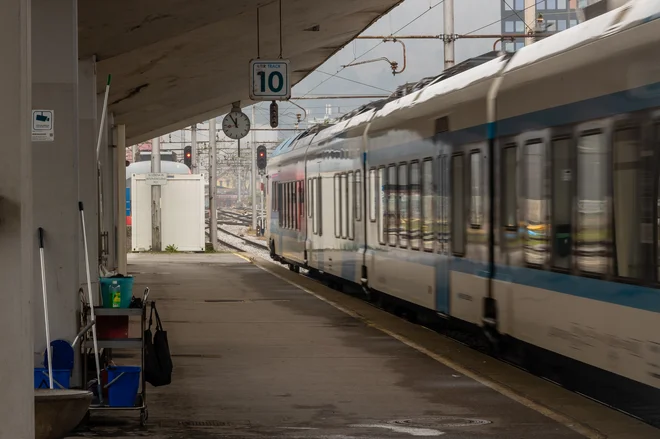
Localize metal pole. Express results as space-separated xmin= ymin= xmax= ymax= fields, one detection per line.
xmin=260 ymin=174 xmax=264 ymax=232
xmin=209 ymin=118 xmax=218 ymax=250
xmin=151 ymin=137 xmax=161 ymax=251
xmin=443 ymin=0 xmax=455 ymax=70
xmin=116 ymin=125 xmax=127 ymax=274
xmin=191 ymin=124 xmax=197 ymax=173
xmin=251 ymin=106 xmax=257 ymax=230
xmin=237 ymin=139 xmax=242 ymax=205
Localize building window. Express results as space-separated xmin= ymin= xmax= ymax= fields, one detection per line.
xmin=515 ymin=21 xmax=525 ymax=33
xmin=505 ymin=42 xmax=515 ymax=52
xmin=570 ymin=19 xmax=578 ymax=27
xmin=515 ymin=42 xmax=524 ymax=51
xmin=547 ymin=0 xmax=556 ymax=9
xmin=558 ymin=0 xmax=567 ymax=9
xmin=547 ymin=20 xmax=556 ymax=31
xmin=538 ymin=0 xmax=546 ymax=9
xmin=515 ymin=0 xmax=524 ymax=10
xmin=505 ymin=21 xmax=514 ymax=33
xmin=558 ymin=20 xmax=567 ymax=31
xmin=577 ymin=132 xmax=608 ymax=274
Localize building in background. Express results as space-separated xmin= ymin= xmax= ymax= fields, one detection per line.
xmin=501 ymin=0 xmax=580 ymax=52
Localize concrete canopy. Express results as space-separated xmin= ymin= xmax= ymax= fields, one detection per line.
xmin=79 ymin=0 xmax=402 ymax=145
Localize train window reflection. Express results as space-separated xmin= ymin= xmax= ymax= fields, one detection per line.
xmin=388 ymin=165 xmax=397 ymax=246
xmin=341 ymin=174 xmax=347 ymax=239
xmin=524 ymin=140 xmax=547 ymax=265
xmin=470 ymin=151 xmax=482 ymax=228
xmin=369 ymin=169 xmax=377 ymax=222
xmin=552 ymin=138 xmax=572 ymax=269
xmin=398 ymin=163 xmax=408 ymax=248
xmin=312 ymin=178 xmax=318 ymax=235
xmin=378 ymin=167 xmax=386 ymax=244
xmin=577 ymin=132 xmax=608 ymax=274
xmin=410 ymin=162 xmax=421 ymax=250
xmin=613 ymin=127 xmax=646 ymax=279
xmin=307 ymin=179 xmax=312 ymax=218
xmin=502 ymin=146 xmax=517 ymax=230
xmin=423 ymin=159 xmax=434 ymax=251
xmin=355 ymin=170 xmax=362 ymax=222
xmin=452 ymin=154 xmax=465 ymax=255
xmin=347 ymin=172 xmax=354 ymax=240
xmin=317 ymin=177 xmax=323 ymax=236
xmin=334 ymin=175 xmax=341 ymax=238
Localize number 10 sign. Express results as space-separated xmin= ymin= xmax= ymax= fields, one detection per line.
xmin=249 ymin=59 xmax=291 ymax=101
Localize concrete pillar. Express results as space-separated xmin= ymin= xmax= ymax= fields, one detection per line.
xmin=0 ymin=0 xmax=34 ymax=437
xmin=31 ymin=0 xmax=80 ymax=368
xmin=78 ymin=57 xmax=99 ymax=301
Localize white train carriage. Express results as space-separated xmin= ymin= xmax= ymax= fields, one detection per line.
xmin=267 ymin=0 xmax=660 ymax=425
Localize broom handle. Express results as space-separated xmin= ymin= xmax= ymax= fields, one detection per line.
xmin=38 ymin=228 xmax=53 ymax=390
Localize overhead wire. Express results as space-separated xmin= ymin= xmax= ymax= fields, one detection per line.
xmin=296 ymin=0 xmax=446 ymax=99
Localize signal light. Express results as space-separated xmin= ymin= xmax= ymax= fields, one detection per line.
xmin=270 ymin=101 xmax=278 ymax=128
xmin=183 ymin=145 xmax=192 ymax=168
xmin=256 ymin=145 xmax=268 ymax=170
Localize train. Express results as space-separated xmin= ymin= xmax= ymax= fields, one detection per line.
xmin=265 ymin=0 xmax=660 ymax=424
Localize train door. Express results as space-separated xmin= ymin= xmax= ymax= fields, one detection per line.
xmin=436 ymin=153 xmax=450 ymax=314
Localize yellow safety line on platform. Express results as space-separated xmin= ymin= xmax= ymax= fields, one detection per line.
xmin=233 ymin=253 xmax=252 ymax=262
xmin=252 ymin=261 xmax=605 ymax=439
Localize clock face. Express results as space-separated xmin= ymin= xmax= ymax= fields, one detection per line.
xmin=222 ymin=111 xmax=251 ymax=140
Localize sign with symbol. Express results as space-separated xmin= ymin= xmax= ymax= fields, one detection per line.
xmin=249 ymin=59 xmax=291 ymax=101
xmin=145 ymin=173 xmax=168 ymax=186
xmin=562 ymin=169 xmax=572 ymax=181
xmin=32 ymin=110 xmax=54 ymax=142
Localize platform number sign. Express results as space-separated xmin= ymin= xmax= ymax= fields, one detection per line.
xmin=249 ymin=59 xmax=291 ymax=101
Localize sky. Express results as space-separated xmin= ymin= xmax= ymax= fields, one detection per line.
xmin=253 ymin=0 xmax=504 ymax=132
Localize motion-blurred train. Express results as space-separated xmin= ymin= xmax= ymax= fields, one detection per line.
xmin=266 ymin=0 xmax=660 ymax=423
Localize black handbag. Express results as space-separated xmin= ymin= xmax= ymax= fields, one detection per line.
xmin=144 ymin=301 xmax=173 ymax=387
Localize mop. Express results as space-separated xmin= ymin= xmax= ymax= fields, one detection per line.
xmin=79 ymin=202 xmax=104 ymax=404
xmin=37 ymin=228 xmax=54 ymax=389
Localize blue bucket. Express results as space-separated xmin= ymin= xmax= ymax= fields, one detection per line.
xmin=106 ymin=366 xmax=141 ymax=407
xmin=34 ymin=368 xmax=70 ymax=389
xmin=99 ymin=276 xmax=134 ymax=308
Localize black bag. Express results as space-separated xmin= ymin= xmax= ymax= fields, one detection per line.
xmin=144 ymin=301 xmax=173 ymax=387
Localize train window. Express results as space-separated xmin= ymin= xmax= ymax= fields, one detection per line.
xmin=355 ymin=170 xmax=362 ymax=222
xmin=422 ymin=158 xmax=434 ymax=252
xmin=398 ymin=163 xmax=409 ymax=248
xmin=348 ymin=172 xmax=354 ymax=240
xmin=298 ymin=180 xmax=304 ymax=231
xmin=369 ymin=169 xmax=377 ymax=222
xmin=307 ymin=179 xmax=313 ymax=218
xmin=613 ymin=127 xmax=647 ymax=279
xmin=341 ymin=174 xmax=348 ymax=239
xmin=552 ymin=138 xmax=573 ymax=269
xmin=378 ymin=167 xmax=386 ymax=244
xmin=470 ymin=151 xmax=482 ymax=228
xmin=452 ymin=154 xmax=465 ymax=255
xmin=410 ymin=161 xmax=421 ymax=250
xmin=334 ymin=175 xmax=341 ymax=238
xmin=312 ymin=178 xmax=318 ymax=235
xmin=317 ymin=177 xmax=323 ymax=236
xmin=523 ymin=140 xmax=547 ymax=265
xmin=284 ymin=182 xmax=288 ymax=228
xmin=577 ymin=131 xmax=608 ymax=274
xmin=388 ymin=165 xmax=398 ymax=246
xmin=502 ymin=146 xmax=517 ymax=230
xmin=278 ymin=183 xmax=283 ymax=226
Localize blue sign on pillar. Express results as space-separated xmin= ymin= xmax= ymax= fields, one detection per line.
xmin=126 ymin=187 xmax=131 ymax=217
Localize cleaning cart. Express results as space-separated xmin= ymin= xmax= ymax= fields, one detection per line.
xmin=80 ymin=286 xmax=150 ymax=426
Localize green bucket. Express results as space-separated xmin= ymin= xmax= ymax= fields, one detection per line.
xmin=99 ymin=276 xmax=134 ymax=308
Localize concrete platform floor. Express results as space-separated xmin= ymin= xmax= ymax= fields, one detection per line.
xmin=69 ymin=253 xmax=660 ymax=438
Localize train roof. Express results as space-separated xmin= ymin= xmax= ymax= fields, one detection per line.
xmin=270 ymin=0 xmax=660 ymax=158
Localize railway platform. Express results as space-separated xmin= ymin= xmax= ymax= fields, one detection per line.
xmin=70 ymin=252 xmax=660 ymax=439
